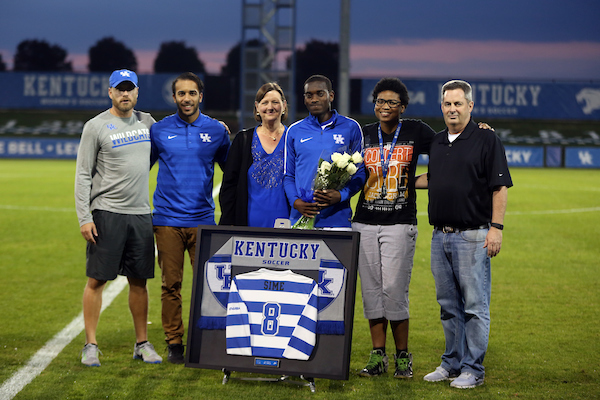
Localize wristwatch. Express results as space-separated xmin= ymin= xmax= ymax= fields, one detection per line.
xmin=490 ymin=222 xmax=504 ymax=230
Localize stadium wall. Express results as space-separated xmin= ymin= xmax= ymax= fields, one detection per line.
xmin=1 ymin=136 xmax=598 ymax=168
xmin=1 ymin=73 xmax=599 ymax=118
xmin=0 ymin=73 xmax=599 ymax=167
xmin=361 ymin=78 xmax=600 ymax=120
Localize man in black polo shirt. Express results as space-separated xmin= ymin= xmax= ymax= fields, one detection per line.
xmin=422 ymin=80 xmax=513 ymax=389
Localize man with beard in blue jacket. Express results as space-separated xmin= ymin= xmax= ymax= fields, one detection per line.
xmin=283 ymin=75 xmax=364 ymax=229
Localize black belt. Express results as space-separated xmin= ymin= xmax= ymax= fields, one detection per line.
xmin=435 ymin=224 xmax=489 ymax=233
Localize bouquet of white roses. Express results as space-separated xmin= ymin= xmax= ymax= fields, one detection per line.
xmin=292 ymin=151 xmax=363 ymax=229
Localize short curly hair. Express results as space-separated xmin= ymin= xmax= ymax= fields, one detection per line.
xmin=371 ymin=77 xmax=409 ymax=107
xmin=304 ymin=75 xmax=333 ymax=91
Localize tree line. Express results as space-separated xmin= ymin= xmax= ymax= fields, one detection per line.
xmin=0 ymin=37 xmax=347 ymax=112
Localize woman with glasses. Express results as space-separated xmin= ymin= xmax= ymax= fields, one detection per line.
xmin=219 ymin=82 xmax=290 ymax=227
xmin=352 ymin=77 xmax=435 ymax=379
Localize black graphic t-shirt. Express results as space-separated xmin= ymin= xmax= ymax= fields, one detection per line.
xmin=353 ymin=120 xmax=435 ymax=226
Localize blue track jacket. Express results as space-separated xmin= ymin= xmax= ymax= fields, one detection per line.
xmin=283 ymin=110 xmax=365 ymax=228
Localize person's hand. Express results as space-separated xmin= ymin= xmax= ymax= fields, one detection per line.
xmin=313 ymin=189 xmax=341 ymax=208
xmin=415 ymin=173 xmax=428 ymax=189
xmin=80 ymin=222 xmax=98 ymax=245
xmin=293 ymin=199 xmax=319 ymax=218
xmin=484 ymin=227 xmax=502 ymax=257
xmin=219 ymin=120 xmax=231 ymax=135
xmin=478 ymin=122 xmax=494 ymax=131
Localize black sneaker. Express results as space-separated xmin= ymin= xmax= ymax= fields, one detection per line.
xmin=359 ymin=349 xmax=389 ymax=377
xmin=167 ymin=343 xmax=185 ymax=364
xmin=393 ymin=351 xmax=413 ymax=378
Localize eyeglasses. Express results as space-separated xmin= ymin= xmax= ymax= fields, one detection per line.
xmin=374 ymin=98 xmax=402 ymax=108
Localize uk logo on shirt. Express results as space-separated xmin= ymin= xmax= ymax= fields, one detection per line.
xmin=333 ymin=134 xmax=344 ymax=145
xmin=200 ymin=133 xmax=212 ymax=142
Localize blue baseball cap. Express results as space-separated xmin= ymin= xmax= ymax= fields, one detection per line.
xmin=109 ymin=69 xmax=138 ymax=88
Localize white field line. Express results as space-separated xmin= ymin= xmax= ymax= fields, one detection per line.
xmin=2 ymin=195 xmax=597 ymax=219
xmin=517 ymin=184 xmax=600 ymax=192
xmin=0 ymin=182 xmax=222 ymax=215
xmin=0 ymin=185 xmax=223 ymax=399
xmin=416 ymin=206 xmax=600 ymax=217
xmin=212 ymin=182 xmax=221 ymax=202
xmin=505 ymin=206 xmax=600 ymax=215
xmin=0 ymin=276 xmax=128 ymax=400
xmin=0 ymin=205 xmax=73 ymax=212
xmin=0 ymin=185 xmax=594 ymax=398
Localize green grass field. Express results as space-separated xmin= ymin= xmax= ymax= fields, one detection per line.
xmin=0 ymin=160 xmax=598 ymax=399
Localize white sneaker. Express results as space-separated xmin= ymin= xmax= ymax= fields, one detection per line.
xmin=81 ymin=343 xmax=101 ymax=367
xmin=423 ymin=366 xmax=458 ymax=382
xmin=133 ymin=342 xmax=162 ymax=364
xmin=450 ymin=372 xmax=484 ymax=389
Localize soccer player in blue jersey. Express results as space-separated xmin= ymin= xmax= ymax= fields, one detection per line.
xmin=283 ymin=75 xmax=365 ymax=229
xmin=150 ymin=72 xmax=230 ymax=363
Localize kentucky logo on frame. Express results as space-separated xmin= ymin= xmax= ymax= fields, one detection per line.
xmin=318 ymin=259 xmax=345 ymax=311
xmin=205 ymin=254 xmax=232 ymax=309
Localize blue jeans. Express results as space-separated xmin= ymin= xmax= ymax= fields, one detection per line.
xmin=430 ymin=228 xmax=491 ymax=379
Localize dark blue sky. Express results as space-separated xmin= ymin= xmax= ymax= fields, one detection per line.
xmin=1 ymin=0 xmax=599 ymax=79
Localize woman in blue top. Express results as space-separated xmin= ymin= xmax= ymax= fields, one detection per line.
xmin=219 ymin=82 xmax=290 ymax=227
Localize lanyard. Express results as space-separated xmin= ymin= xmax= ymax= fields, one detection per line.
xmin=377 ymin=121 xmax=402 ymax=182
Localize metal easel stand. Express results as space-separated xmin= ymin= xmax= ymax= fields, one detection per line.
xmin=222 ymin=369 xmax=316 ymax=393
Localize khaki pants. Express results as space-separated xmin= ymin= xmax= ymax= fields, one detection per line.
xmin=154 ymin=226 xmax=197 ymax=345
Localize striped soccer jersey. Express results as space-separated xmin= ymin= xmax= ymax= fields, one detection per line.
xmin=226 ymin=268 xmax=318 ymax=360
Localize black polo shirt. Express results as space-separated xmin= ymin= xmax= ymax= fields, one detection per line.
xmin=427 ymin=119 xmax=513 ymax=228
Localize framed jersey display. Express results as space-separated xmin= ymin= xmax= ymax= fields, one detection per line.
xmin=185 ymin=225 xmax=360 ymax=380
